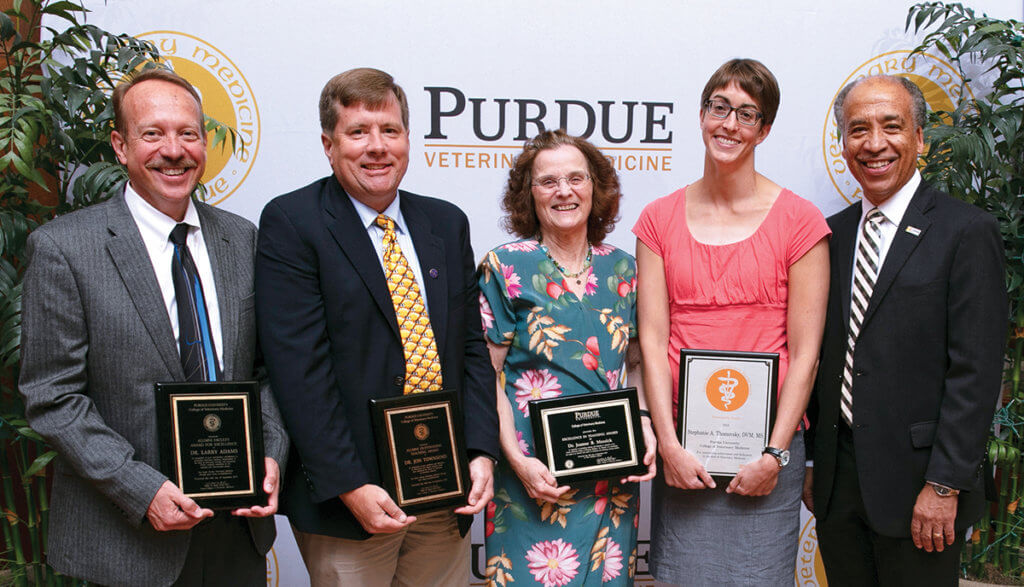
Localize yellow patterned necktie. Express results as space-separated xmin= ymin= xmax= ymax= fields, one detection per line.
xmin=375 ymin=214 xmax=443 ymax=394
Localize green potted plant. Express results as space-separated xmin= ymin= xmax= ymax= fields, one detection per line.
xmin=0 ymin=1 xmax=235 ymax=584
xmin=906 ymin=1 xmax=1024 ymax=581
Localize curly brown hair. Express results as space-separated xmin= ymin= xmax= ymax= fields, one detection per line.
xmin=502 ymin=130 xmax=621 ymax=245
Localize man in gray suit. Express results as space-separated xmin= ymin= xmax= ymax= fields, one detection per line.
xmin=18 ymin=68 xmax=288 ymax=586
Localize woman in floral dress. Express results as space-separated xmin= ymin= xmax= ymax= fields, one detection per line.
xmin=478 ymin=130 xmax=656 ymax=587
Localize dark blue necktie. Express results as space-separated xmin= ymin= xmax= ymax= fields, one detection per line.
xmin=170 ymin=223 xmax=219 ymax=382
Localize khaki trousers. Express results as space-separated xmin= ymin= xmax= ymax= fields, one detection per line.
xmin=292 ymin=510 xmax=469 ymax=586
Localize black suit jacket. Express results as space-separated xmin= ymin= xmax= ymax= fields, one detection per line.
xmin=255 ymin=176 xmax=498 ymax=539
xmin=807 ymin=181 xmax=1006 ymax=537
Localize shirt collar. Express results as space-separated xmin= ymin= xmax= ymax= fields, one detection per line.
xmin=124 ymin=183 xmax=202 ymax=240
xmin=860 ymin=169 xmax=920 ymax=227
xmin=348 ymin=192 xmax=407 ymax=235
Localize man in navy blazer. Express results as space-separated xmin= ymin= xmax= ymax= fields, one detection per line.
xmin=805 ymin=75 xmax=1006 ymax=585
xmin=255 ymin=67 xmax=498 ymax=585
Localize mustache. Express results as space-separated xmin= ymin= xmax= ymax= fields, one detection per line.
xmin=145 ymin=157 xmax=200 ymax=170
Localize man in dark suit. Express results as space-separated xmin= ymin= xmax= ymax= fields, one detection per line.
xmin=255 ymin=67 xmax=498 ymax=585
xmin=805 ymin=74 xmax=1006 ymax=585
xmin=18 ymin=69 xmax=288 ymax=586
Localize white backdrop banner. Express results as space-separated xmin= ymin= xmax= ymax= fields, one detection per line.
xmin=62 ymin=1 xmax=1023 ymax=585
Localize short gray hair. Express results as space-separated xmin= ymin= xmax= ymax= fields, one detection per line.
xmin=833 ymin=75 xmax=927 ymax=135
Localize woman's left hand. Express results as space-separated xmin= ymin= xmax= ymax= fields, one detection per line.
xmin=726 ymin=454 xmax=780 ymax=496
xmin=622 ymin=416 xmax=657 ymax=483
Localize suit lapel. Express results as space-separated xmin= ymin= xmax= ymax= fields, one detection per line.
xmin=860 ymin=184 xmax=934 ymax=329
xmin=402 ymin=194 xmax=448 ymax=353
xmin=322 ymin=180 xmax=400 ymax=339
xmin=197 ymin=205 xmax=238 ymax=380
xmin=104 ymin=195 xmax=185 ymax=380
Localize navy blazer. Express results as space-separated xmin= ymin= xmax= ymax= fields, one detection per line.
xmin=807 ymin=181 xmax=1006 ymax=537
xmin=255 ymin=176 xmax=498 ymax=539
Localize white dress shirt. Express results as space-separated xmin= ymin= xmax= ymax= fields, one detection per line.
xmin=348 ymin=193 xmax=431 ymax=314
xmin=851 ymin=169 xmax=922 ymax=294
xmin=124 ymin=185 xmax=224 ymax=367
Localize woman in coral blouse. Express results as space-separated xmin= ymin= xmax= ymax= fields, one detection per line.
xmin=633 ymin=58 xmax=830 ymax=585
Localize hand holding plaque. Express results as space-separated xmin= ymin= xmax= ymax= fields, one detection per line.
xmin=155 ymin=381 xmax=266 ymax=510
xmin=677 ymin=350 xmax=779 ymax=483
xmin=529 ymin=388 xmax=647 ymax=485
xmin=369 ymin=390 xmax=471 ymax=514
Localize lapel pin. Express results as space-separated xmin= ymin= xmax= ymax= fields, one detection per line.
xmin=429 ymin=268 xmax=439 ymax=278
xmin=905 ymin=226 xmax=921 ymax=236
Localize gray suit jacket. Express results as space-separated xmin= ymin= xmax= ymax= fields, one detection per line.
xmin=19 ymin=193 xmax=288 ymax=587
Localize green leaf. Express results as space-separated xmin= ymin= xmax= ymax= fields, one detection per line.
xmin=509 ymin=502 xmax=528 ymax=521
xmin=70 ymin=161 xmax=128 ymax=209
xmin=4 ymin=417 xmax=28 ymax=428
xmin=0 ymin=12 xmax=16 ymax=43
xmin=0 ymin=210 xmax=31 ymax=258
xmin=23 ymin=451 xmax=57 ymax=478
xmin=531 ymin=274 xmax=547 ymax=293
xmin=16 ymin=427 xmax=43 ymax=442
xmin=613 ymin=258 xmax=628 ymax=275
xmin=205 ymin=113 xmax=239 ymax=153
xmin=9 ymin=150 xmax=48 ymax=190
xmin=40 ymin=1 xmax=87 ymax=27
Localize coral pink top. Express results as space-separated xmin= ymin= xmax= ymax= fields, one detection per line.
xmin=633 ymin=187 xmax=830 ymax=418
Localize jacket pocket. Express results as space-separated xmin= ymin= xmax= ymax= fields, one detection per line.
xmin=910 ymin=420 xmax=938 ymax=448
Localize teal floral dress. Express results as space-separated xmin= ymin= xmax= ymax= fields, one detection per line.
xmin=478 ymin=239 xmax=640 ymax=587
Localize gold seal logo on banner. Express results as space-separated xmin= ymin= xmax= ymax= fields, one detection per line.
xmin=796 ymin=515 xmax=828 ymax=586
xmin=138 ymin=31 xmax=260 ymax=206
xmin=822 ymin=50 xmax=969 ymax=206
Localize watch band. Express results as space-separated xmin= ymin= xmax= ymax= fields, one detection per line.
xmin=927 ymin=481 xmax=960 ymax=497
xmin=762 ymin=446 xmax=790 ymax=468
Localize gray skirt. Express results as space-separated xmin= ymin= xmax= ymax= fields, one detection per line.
xmin=649 ymin=433 xmax=805 ymax=587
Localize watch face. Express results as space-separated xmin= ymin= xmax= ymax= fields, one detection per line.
xmin=780 ymin=450 xmax=790 ymax=467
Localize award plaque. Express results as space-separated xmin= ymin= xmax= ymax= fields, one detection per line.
xmin=155 ymin=381 xmax=266 ymax=509
xmin=529 ymin=388 xmax=647 ymax=485
xmin=369 ymin=390 xmax=470 ymax=514
xmin=677 ymin=349 xmax=779 ymax=480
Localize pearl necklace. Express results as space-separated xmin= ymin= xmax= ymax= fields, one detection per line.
xmin=542 ymin=242 xmax=593 ymax=286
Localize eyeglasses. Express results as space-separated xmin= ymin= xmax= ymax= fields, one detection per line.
xmin=703 ymin=99 xmax=763 ymax=127
xmin=532 ymin=174 xmax=591 ymax=192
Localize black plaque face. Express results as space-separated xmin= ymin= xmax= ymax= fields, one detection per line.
xmin=370 ymin=390 xmax=469 ymax=514
xmin=677 ymin=349 xmax=779 ymax=482
xmin=155 ymin=382 xmax=266 ymax=509
xmin=529 ymin=388 xmax=647 ymax=485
